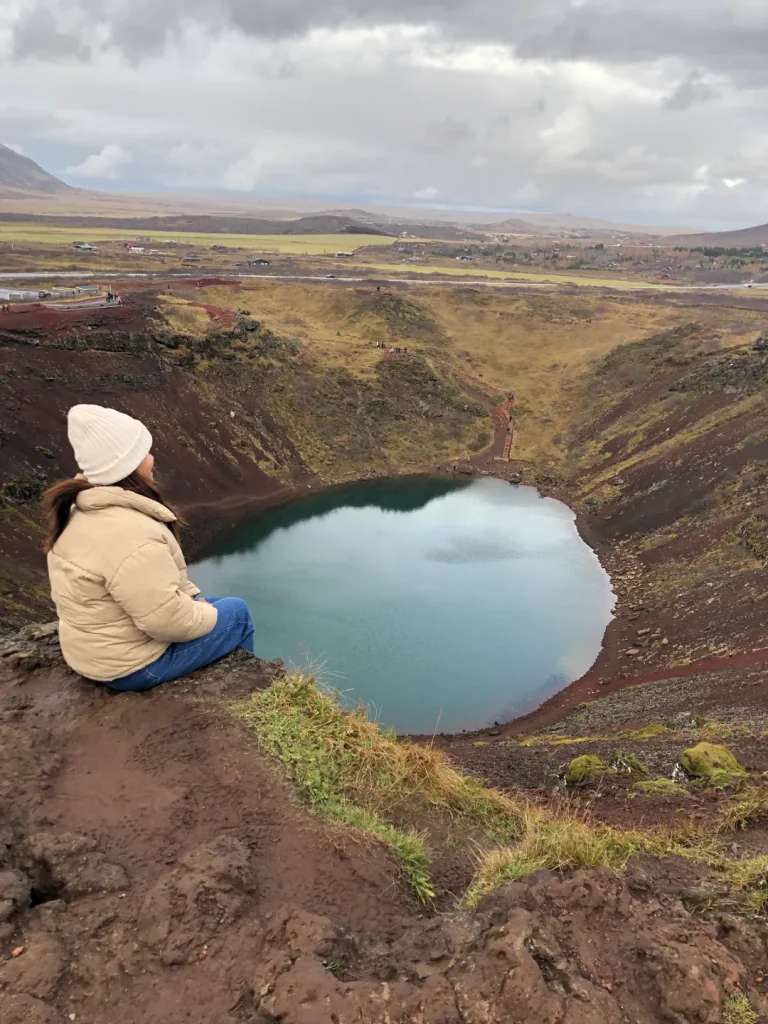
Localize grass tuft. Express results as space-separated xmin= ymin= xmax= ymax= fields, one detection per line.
xmin=716 ymin=787 xmax=768 ymax=833
xmin=462 ymin=804 xmax=674 ymax=908
xmin=232 ymin=673 xmax=523 ymax=900
xmin=723 ymin=854 xmax=768 ymax=913
xmin=722 ymin=991 xmax=759 ymax=1024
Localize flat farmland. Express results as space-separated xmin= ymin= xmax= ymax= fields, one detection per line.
xmin=0 ymin=222 xmax=397 ymax=254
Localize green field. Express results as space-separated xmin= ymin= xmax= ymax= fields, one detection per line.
xmin=0 ymin=222 xmax=396 ymax=255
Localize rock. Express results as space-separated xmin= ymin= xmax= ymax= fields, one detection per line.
xmin=138 ymin=836 xmax=255 ymax=965
xmin=0 ymin=933 xmax=64 ymax=999
xmin=623 ymin=648 xmax=641 ymax=656
xmin=3 ymin=650 xmax=41 ymax=672
xmin=1 ymin=994 xmax=60 ymax=1024
xmin=679 ymin=742 xmax=746 ymax=788
xmin=564 ymin=755 xmax=608 ymax=787
xmin=25 ymin=832 xmax=129 ymax=898
xmin=18 ymin=623 xmax=58 ymax=643
xmin=0 ymin=870 xmax=31 ymax=921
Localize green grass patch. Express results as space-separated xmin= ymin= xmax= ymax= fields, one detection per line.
xmin=634 ymin=778 xmax=686 ymax=796
xmin=626 ymin=723 xmax=672 ymax=740
xmin=232 ymin=673 xmax=523 ymax=901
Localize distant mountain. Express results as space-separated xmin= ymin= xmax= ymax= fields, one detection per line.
xmin=0 ymin=144 xmax=72 ymax=194
xmin=0 ymin=209 xmax=484 ymax=240
xmin=668 ymin=222 xmax=768 ymax=248
xmin=486 ymin=211 xmax=689 ymax=237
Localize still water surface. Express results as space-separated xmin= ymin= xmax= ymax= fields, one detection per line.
xmin=193 ymin=477 xmax=614 ymax=733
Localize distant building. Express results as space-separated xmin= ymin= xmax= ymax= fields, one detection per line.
xmin=335 ymin=251 xmax=354 ymax=257
xmin=72 ymin=242 xmax=98 ymax=251
xmin=247 ymin=258 xmax=271 ymax=266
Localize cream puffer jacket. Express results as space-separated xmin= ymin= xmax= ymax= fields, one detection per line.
xmin=47 ymin=487 xmax=217 ymax=681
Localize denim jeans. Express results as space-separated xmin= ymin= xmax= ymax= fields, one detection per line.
xmin=108 ymin=595 xmax=254 ymax=692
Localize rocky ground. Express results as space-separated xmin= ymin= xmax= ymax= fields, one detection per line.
xmin=4 ymin=630 xmax=768 ymax=1024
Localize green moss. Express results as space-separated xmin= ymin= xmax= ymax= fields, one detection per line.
xmin=634 ymin=778 xmax=686 ymax=796
xmin=565 ymin=754 xmax=608 ymax=786
xmin=680 ymin=742 xmax=746 ymax=788
xmin=625 ymin=723 xmax=671 ymax=740
xmin=518 ymin=734 xmax=595 ymax=748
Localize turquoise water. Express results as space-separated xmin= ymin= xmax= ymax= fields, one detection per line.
xmin=192 ymin=477 xmax=614 ymax=734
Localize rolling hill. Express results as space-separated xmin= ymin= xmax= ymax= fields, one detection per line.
xmin=0 ymin=143 xmax=72 ymax=194
xmin=669 ymin=221 xmax=768 ymax=248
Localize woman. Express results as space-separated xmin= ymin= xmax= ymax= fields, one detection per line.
xmin=44 ymin=403 xmax=254 ymax=692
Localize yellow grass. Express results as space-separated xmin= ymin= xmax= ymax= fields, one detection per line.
xmin=359 ymin=260 xmax=674 ymax=291
xmin=0 ymin=222 xmax=396 ymax=254
xmin=175 ymin=278 xmax=762 ymax=467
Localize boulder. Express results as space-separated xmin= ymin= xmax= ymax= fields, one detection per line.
xmin=564 ymin=755 xmax=608 ymax=787
xmin=679 ymin=742 xmax=746 ymax=787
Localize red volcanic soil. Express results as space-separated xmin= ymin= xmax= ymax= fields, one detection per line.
xmin=0 ymin=301 xmax=137 ymax=332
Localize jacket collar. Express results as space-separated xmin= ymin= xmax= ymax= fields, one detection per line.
xmin=76 ymin=486 xmax=177 ymax=523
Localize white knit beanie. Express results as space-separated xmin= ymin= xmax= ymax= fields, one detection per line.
xmin=67 ymin=404 xmax=153 ymax=485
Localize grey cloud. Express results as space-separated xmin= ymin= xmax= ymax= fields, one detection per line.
xmin=664 ymin=71 xmax=717 ymax=111
xmin=10 ymin=0 xmax=768 ymax=80
xmin=12 ymin=10 xmax=91 ymax=61
xmin=419 ymin=118 xmax=474 ymax=153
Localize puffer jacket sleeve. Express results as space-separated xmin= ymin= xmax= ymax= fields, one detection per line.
xmin=108 ymin=536 xmax=217 ymax=643
xmin=180 ymin=572 xmax=201 ymax=599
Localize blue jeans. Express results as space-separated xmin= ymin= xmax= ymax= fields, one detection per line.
xmin=108 ymin=596 xmax=254 ymax=692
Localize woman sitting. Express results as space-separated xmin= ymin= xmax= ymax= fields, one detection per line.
xmin=44 ymin=403 xmax=254 ymax=692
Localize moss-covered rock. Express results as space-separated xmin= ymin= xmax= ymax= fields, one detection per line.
xmin=680 ymin=742 xmax=746 ymax=788
xmin=564 ymin=754 xmax=607 ymax=787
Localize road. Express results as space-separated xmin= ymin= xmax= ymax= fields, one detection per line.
xmin=0 ymin=268 xmax=764 ymax=295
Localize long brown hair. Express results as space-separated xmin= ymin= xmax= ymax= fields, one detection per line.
xmin=42 ymin=471 xmax=181 ymax=552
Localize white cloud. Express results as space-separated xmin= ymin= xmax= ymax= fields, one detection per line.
xmin=413 ymin=185 xmax=438 ymax=200
xmin=722 ymin=176 xmax=746 ymax=188
xmin=66 ymin=142 xmax=131 ymax=179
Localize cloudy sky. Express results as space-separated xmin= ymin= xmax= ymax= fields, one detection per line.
xmin=1 ymin=0 xmax=766 ymax=228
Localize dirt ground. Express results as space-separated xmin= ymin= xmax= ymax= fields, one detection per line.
xmin=4 ymin=633 xmax=768 ymax=1024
